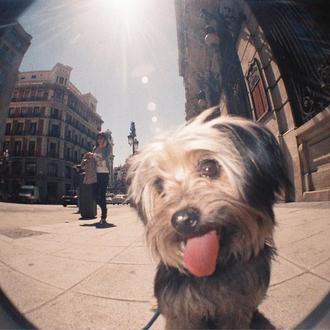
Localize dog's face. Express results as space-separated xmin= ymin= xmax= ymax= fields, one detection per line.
xmin=128 ymin=108 xmax=288 ymax=277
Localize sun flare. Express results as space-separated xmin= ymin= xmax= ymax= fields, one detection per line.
xmin=105 ymin=0 xmax=140 ymax=21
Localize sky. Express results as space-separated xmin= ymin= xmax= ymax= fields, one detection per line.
xmin=18 ymin=0 xmax=185 ymax=166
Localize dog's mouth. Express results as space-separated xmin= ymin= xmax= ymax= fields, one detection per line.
xmin=181 ymin=230 xmax=220 ymax=277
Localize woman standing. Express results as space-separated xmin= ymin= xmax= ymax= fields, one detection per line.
xmin=86 ymin=132 xmax=112 ymax=224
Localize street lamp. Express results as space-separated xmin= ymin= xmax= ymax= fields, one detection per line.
xmin=127 ymin=122 xmax=139 ymax=155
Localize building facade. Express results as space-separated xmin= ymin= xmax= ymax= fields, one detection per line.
xmin=175 ymin=0 xmax=330 ymax=202
xmin=0 ymin=22 xmax=32 ymax=151
xmin=2 ymin=63 xmax=112 ymax=203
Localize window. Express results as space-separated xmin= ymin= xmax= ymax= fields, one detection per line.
xmin=59 ymin=77 xmax=64 ymax=84
xmin=5 ymin=123 xmax=11 ymax=135
xmin=54 ymin=89 xmax=64 ymax=102
xmin=21 ymin=107 xmax=28 ymax=116
xmin=16 ymin=123 xmax=24 ymax=135
xmin=9 ymin=108 xmax=16 ymax=117
xmin=25 ymin=162 xmax=37 ymax=176
xmin=50 ymin=108 xmax=59 ymax=119
xmin=48 ymin=142 xmax=57 ymax=157
xmin=65 ymin=166 xmax=71 ymax=179
xmin=28 ymin=141 xmax=35 ymax=156
xmin=50 ymin=124 xmax=60 ymax=137
xmin=14 ymin=141 xmax=22 ymax=155
xmin=32 ymin=107 xmax=40 ymax=116
xmin=43 ymin=90 xmax=49 ymax=100
xmin=66 ymin=147 xmax=71 ymax=160
xmin=47 ymin=163 xmax=58 ymax=177
xmin=31 ymin=75 xmax=36 ymax=79
xmin=246 ymin=59 xmax=269 ymax=120
xmin=23 ymin=88 xmax=30 ymax=99
xmin=30 ymin=122 xmax=37 ymax=135
xmin=37 ymin=88 xmax=44 ymax=99
xmin=12 ymin=89 xmax=18 ymax=100
xmin=30 ymin=88 xmax=36 ymax=99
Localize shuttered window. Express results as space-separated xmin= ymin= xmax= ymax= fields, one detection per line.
xmin=246 ymin=59 xmax=269 ymax=120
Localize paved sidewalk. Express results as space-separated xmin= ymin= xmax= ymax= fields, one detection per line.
xmin=0 ymin=202 xmax=329 ymax=329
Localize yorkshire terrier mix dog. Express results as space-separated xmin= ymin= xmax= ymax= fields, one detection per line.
xmin=128 ymin=108 xmax=289 ymax=329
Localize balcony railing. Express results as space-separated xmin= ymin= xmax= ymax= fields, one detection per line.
xmin=48 ymin=132 xmax=60 ymax=138
xmin=47 ymin=152 xmax=59 ymax=158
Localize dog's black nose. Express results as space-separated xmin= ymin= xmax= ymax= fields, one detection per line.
xmin=171 ymin=208 xmax=200 ymax=235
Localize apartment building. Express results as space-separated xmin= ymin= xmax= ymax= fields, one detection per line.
xmin=3 ymin=63 xmax=111 ymax=203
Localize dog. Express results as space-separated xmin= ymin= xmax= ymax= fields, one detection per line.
xmin=127 ymin=108 xmax=289 ymax=329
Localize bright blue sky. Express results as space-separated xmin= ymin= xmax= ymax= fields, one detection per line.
xmin=19 ymin=0 xmax=185 ymax=166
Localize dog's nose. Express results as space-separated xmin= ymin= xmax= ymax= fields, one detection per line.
xmin=171 ymin=208 xmax=200 ymax=235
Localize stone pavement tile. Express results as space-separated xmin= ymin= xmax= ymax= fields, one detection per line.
xmin=2 ymin=252 xmax=103 ymax=289
xmin=0 ymin=263 xmax=62 ymax=314
xmin=110 ymin=245 xmax=154 ymax=265
xmin=52 ymin=245 xmax=125 ymax=263
xmin=274 ymin=218 xmax=330 ymax=248
xmin=278 ymin=231 xmax=330 ymax=269
xmin=90 ymin=232 xmax=142 ymax=247
xmin=270 ymin=256 xmax=305 ymax=287
xmin=260 ymin=273 xmax=330 ymax=329
xmin=311 ymin=258 xmax=330 ymax=282
xmin=0 ymin=233 xmax=14 ymax=243
xmin=11 ymin=236 xmax=72 ymax=254
xmin=275 ymin=207 xmax=329 ymax=226
xmin=0 ymin=239 xmax=35 ymax=265
xmin=26 ymin=291 xmax=160 ymax=330
xmin=75 ymin=264 xmax=155 ymax=301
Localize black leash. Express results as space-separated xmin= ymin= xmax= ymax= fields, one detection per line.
xmin=142 ymin=309 xmax=161 ymax=330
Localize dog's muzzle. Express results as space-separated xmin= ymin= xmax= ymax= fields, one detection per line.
xmin=171 ymin=207 xmax=200 ymax=235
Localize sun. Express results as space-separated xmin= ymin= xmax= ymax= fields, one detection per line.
xmin=105 ymin=0 xmax=140 ymax=21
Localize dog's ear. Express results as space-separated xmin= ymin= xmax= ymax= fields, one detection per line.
xmin=203 ymin=107 xmax=221 ymax=123
xmin=126 ymin=155 xmax=149 ymax=225
xmin=217 ymin=121 xmax=290 ymax=214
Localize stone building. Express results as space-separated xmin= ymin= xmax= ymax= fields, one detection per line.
xmin=0 ymin=22 xmax=32 ymax=151
xmin=175 ymin=0 xmax=330 ymax=201
xmin=3 ymin=63 xmax=113 ymax=203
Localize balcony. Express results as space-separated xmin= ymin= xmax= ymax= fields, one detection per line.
xmin=11 ymin=96 xmax=48 ymax=103
xmin=47 ymin=152 xmax=59 ymax=159
xmin=48 ymin=132 xmax=61 ymax=138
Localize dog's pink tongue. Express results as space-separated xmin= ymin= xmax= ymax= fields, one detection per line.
xmin=183 ymin=230 xmax=219 ymax=277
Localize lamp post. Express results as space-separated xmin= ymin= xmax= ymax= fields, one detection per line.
xmin=127 ymin=122 xmax=139 ymax=155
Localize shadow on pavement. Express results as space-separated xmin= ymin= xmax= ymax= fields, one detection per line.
xmin=80 ymin=222 xmax=117 ymax=229
xmin=78 ymin=216 xmax=96 ymax=220
xmin=0 ymin=288 xmax=35 ymax=329
xmin=295 ymin=292 xmax=330 ymax=329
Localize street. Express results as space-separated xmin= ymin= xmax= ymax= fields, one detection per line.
xmin=0 ymin=202 xmax=329 ymax=329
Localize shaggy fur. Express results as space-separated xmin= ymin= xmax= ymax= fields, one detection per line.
xmin=127 ymin=108 xmax=289 ymax=329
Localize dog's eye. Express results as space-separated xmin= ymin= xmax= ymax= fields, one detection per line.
xmin=198 ymin=159 xmax=220 ymax=178
xmin=154 ymin=177 xmax=164 ymax=194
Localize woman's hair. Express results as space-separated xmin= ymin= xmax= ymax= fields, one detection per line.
xmin=95 ymin=132 xmax=110 ymax=148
